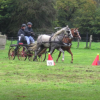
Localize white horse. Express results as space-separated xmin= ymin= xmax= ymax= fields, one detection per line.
xmin=33 ymin=25 xmax=73 ymax=61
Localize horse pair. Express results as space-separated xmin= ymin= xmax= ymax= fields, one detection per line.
xmin=56 ymin=28 xmax=81 ymax=63
xmin=33 ymin=26 xmax=81 ymax=63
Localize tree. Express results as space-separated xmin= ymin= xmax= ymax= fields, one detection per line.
xmin=94 ymin=0 xmax=100 ymax=7
xmin=73 ymin=0 xmax=97 ymax=34
xmin=0 ymin=0 xmax=56 ymax=36
xmin=55 ymin=0 xmax=87 ymax=27
xmin=0 ymin=0 xmax=13 ymax=34
xmin=90 ymin=6 xmax=100 ymax=34
xmin=55 ymin=0 xmax=97 ymax=34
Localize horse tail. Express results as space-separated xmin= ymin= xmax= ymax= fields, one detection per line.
xmin=28 ymin=35 xmax=43 ymax=51
xmin=28 ymin=41 xmax=37 ymax=51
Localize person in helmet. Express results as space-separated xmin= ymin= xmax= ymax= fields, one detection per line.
xmin=18 ymin=24 xmax=26 ymax=43
xmin=15 ymin=24 xmax=26 ymax=55
xmin=24 ymin=22 xmax=35 ymax=45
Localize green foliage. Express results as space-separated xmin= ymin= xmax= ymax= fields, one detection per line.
xmin=0 ymin=0 xmax=56 ymax=36
xmin=0 ymin=0 xmax=14 ymax=33
xmin=91 ymin=6 xmax=100 ymax=34
xmin=55 ymin=0 xmax=86 ymax=27
xmin=0 ymin=0 xmax=100 ymax=35
xmin=73 ymin=0 xmax=97 ymax=34
xmin=10 ymin=0 xmax=56 ymax=27
xmin=73 ymin=4 xmax=100 ymax=34
xmin=55 ymin=0 xmax=99 ymax=34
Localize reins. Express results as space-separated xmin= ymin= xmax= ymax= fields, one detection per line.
xmin=62 ymin=34 xmax=70 ymax=44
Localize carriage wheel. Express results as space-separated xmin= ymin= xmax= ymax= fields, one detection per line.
xmin=17 ymin=46 xmax=27 ymax=61
xmin=28 ymin=51 xmax=35 ymax=61
xmin=37 ymin=52 xmax=46 ymax=62
xmin=8 ymin=47 xmax=15 ymax=60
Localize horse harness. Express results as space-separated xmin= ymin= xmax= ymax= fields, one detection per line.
xmin=49 ymin=34 xmax=71 ymax=47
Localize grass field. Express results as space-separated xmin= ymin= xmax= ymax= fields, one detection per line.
xmin=0 ymin=41 xmax=100 ymax=100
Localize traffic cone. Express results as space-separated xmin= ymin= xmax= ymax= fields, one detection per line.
xmin=47 ymin=53 xmax=55 ymax=66
xmin=48 ymin=53 xmax=53 ymax=60
xmin=92 ymin=53 xmax=99 ymax=66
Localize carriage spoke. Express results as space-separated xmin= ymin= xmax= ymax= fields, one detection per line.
xmin=17 ymin=46 xmax=27 ymax=61
xmin=37 ymin=52 xmax=46 ymax=62
xmin=28 ymin=51 xmax=34 ymax=61
xmin=8 ymin=47 xmax=15 ymax=60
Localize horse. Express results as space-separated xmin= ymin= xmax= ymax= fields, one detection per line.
xmin=56 ymin=28 xmax=81 ymax=63
xmin=33 ymin=25 xmax=73 ymax=61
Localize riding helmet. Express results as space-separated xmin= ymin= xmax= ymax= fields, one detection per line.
xmin=21 ymin=24 xmax=26 ymax=27
xmin=27 ymin=22 xmax=32 ymax=25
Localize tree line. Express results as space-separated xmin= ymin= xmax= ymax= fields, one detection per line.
xmin=0 ymin=0 xmax=100 ymax=36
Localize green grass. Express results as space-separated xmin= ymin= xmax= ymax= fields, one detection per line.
xmin=0 ymin=41 xmax=100 ymax=100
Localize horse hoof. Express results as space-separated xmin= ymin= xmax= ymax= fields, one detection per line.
xmin=56 ymin=60 xmax=58 ymax=62
xmin=62 ymin=58 xmax=64 ymax=61
xmin=71 ymin=62 xmax=73 ymax=63
xmin=33 ymin=57 xmax=36 ymax=61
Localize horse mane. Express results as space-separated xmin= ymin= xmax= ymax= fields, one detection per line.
xmin=52 ymin=27 xmax=66 ymax=39
xmin=71 ymin=28 xmax=75 ymax=31
xmin=71 ymin=28 xmax=78 ymax=31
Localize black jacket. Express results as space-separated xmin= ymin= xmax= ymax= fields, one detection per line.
xmin=18 ymin=29 xmax=25 ymax=36
xmin=24 ymin=26 xmax=34 ymax=36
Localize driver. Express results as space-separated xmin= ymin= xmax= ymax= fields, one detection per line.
xmin=24 ymin=22 xmax=35 ymax=45
xmin=15 ymin=24 xmax=26 ymax=55
xmin=18 ymin=24 xmax=26 ymax=43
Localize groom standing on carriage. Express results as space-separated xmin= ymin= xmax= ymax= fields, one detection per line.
xmin=24 ymin=22 xmax=35 ymax=45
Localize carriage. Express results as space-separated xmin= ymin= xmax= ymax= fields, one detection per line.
xmin=8 ymin=40 xmax=47 ymax=61
xmin=8 ymin=26 xmax=81 ymax=63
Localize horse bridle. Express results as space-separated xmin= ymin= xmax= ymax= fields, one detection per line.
xmin=62 ymin=34 xmax=70 ymax=44
xmin=74 ymin=29 xmax=81 ymax=39
xmin=77 ymin=32 xmax=81 ymax=39
xmin=62 ymin=29 xmax=72 ymax=43
xmin=66 ymin=30 xmax=71 ymax=37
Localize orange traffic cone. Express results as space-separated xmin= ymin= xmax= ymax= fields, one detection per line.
xmin=92 ymin=54 xmax=99 ymax=66
xmin=48 ymin=53 xmax=53 ymax=60
xmin=47 ymin=53 xmax=55 ymax=66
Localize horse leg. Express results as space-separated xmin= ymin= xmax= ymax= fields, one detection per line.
xmin=58 ymin=48 xmax=64 ymax=61
xmin=50 ymin=46 xmax=55 ymax=55
xmin=33 ymin=46 xmax=44 ymax=61
xmin=56 ymin=51 xmax=61 ymax=62
xmin=67 ymin=49 xmax=73 ymax=63
xmin=33 ymin=46 xmax=40 ymax=61
xmin=38 ymin=48 xmax=47 ymax=56
xmin=50 ymin=49 xmax=55 ymax=56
